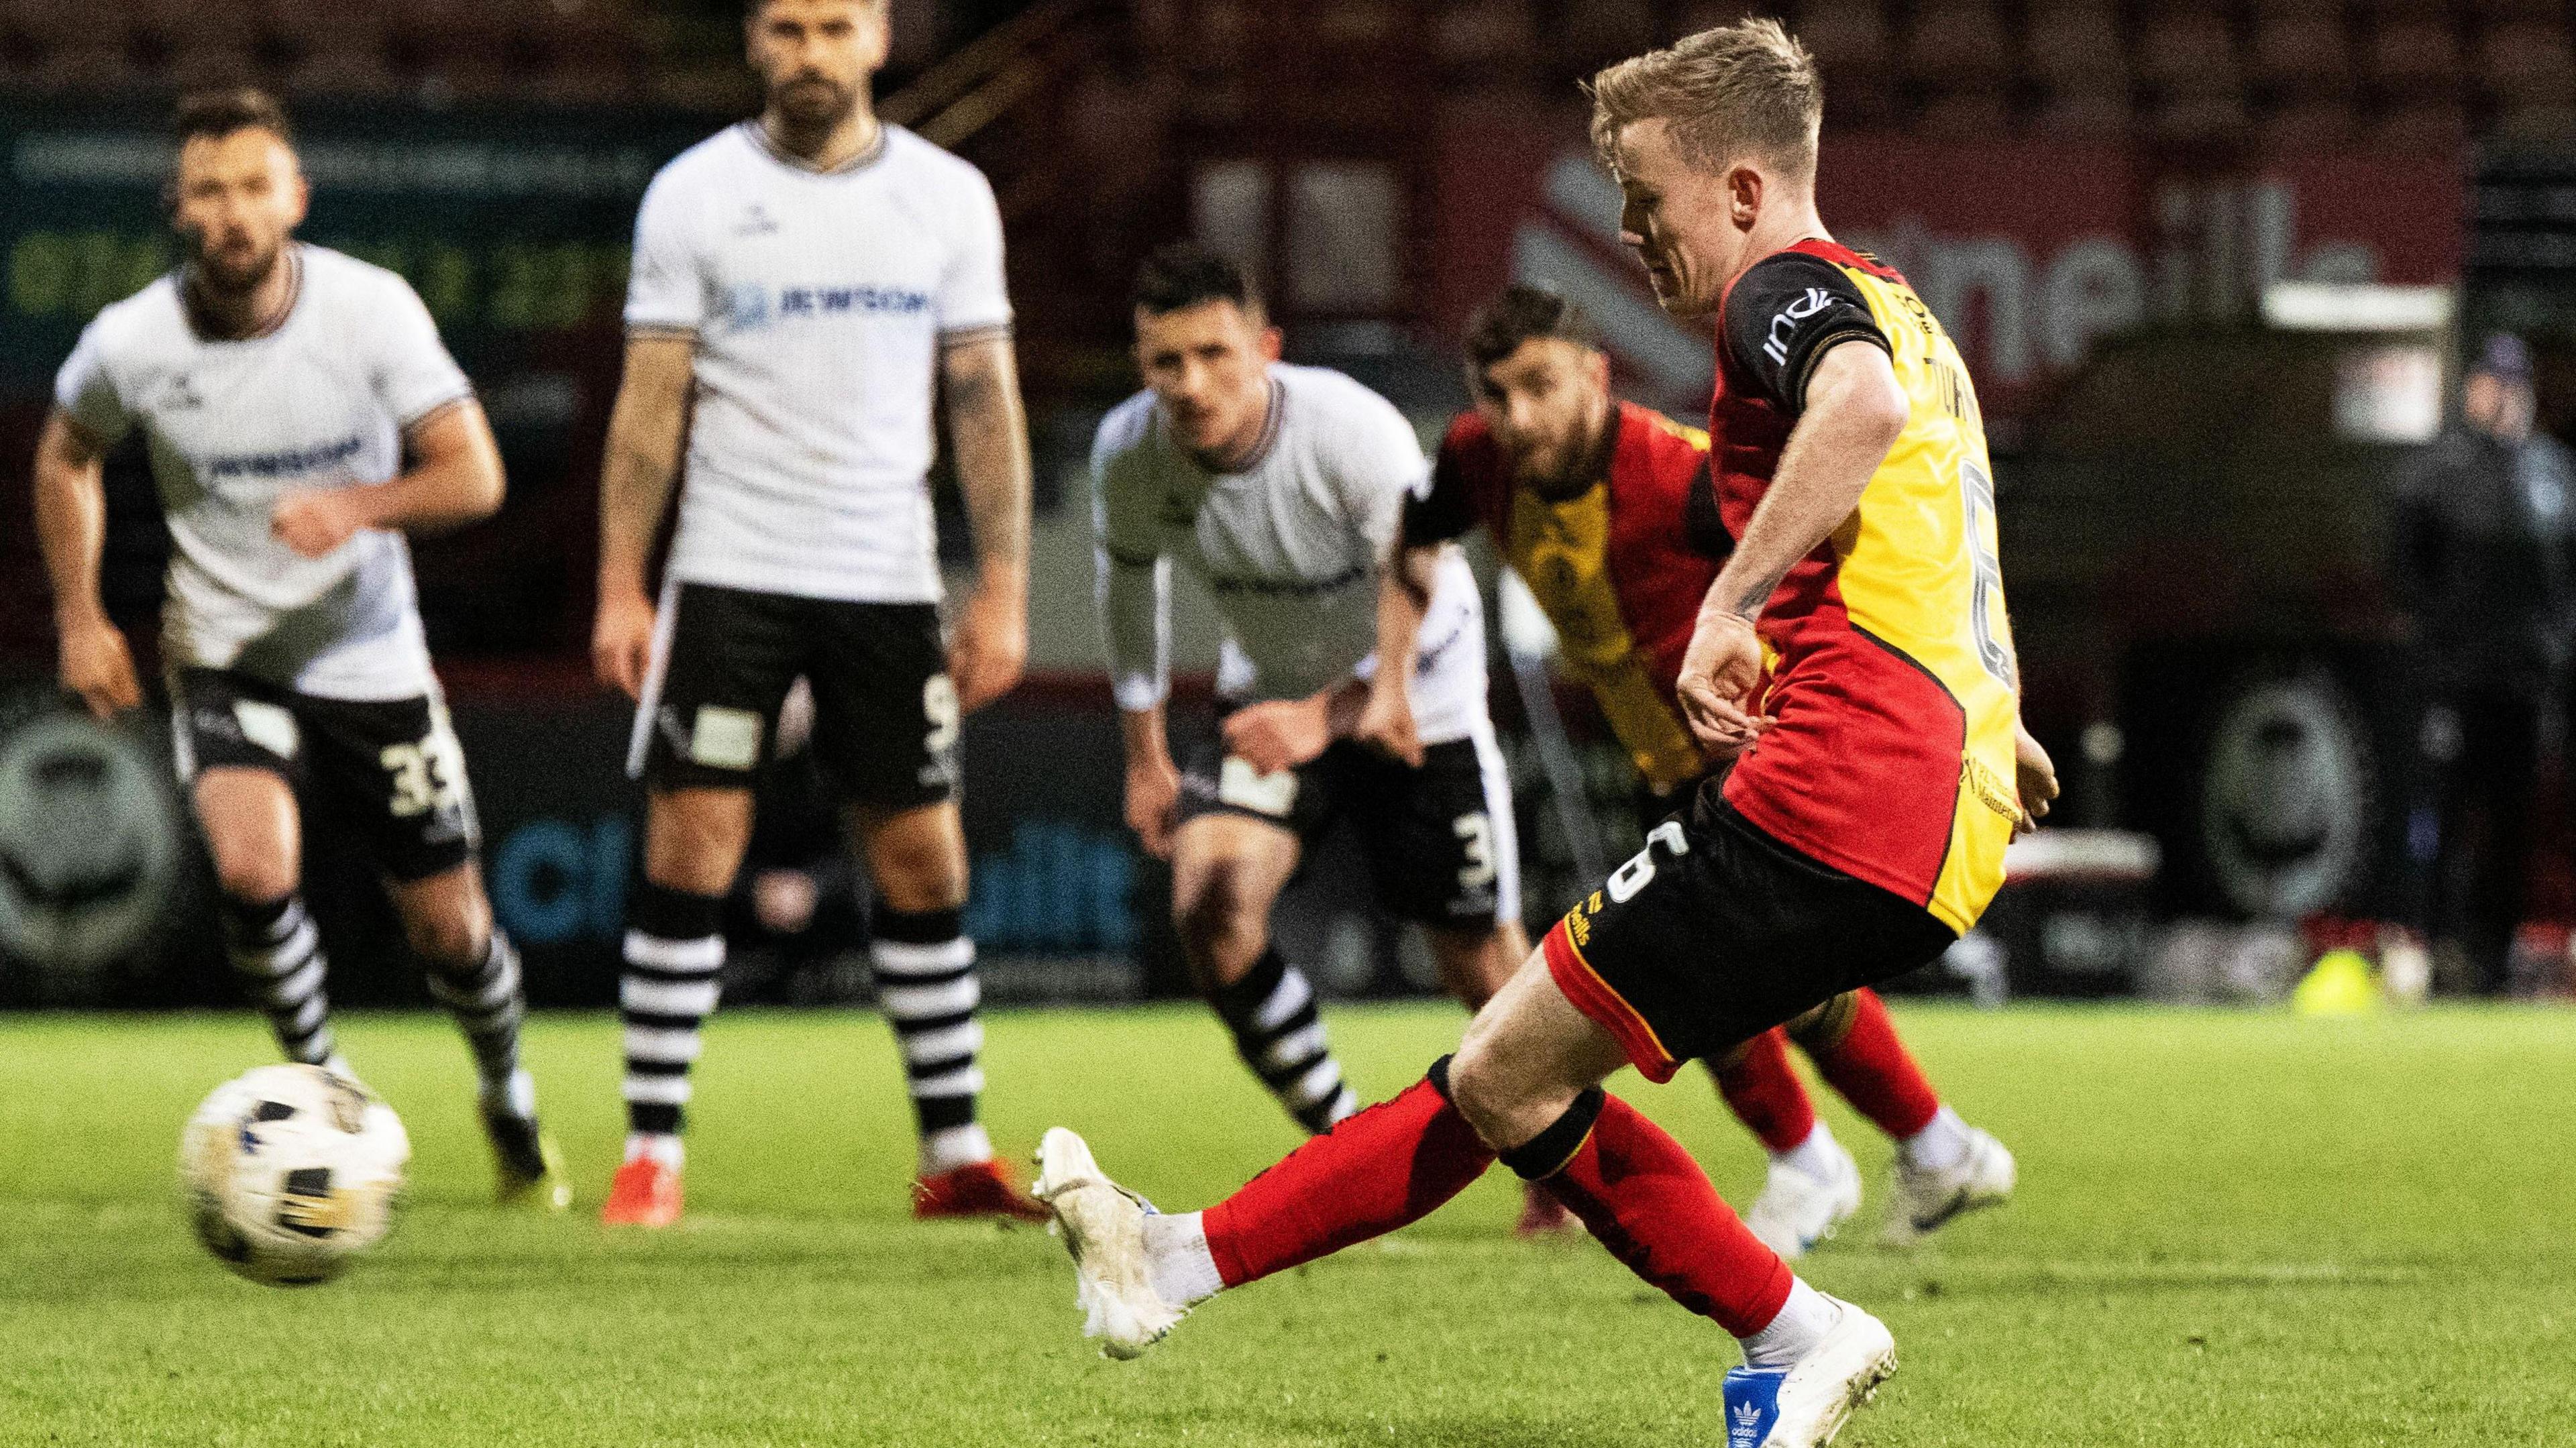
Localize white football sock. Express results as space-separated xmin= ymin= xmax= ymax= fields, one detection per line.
xmin=920 ymin=1123 xmax=994 ymax=1177
xmin=624 ymin=1131 xmax=684 ymax=1170
xmin=1772 ymin=1118 xmax=1843 ymax=1178
xmin=1142 ymin=1210 xmax=1224 ymax=1308
xmin=1900 ymin=1105 xmax=1972 ymax=1173
xmin=1739 ymin=1278 xmax=1838 ymax=1370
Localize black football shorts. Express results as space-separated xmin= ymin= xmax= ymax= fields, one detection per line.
xmin=1178 ymin=714 xmax=1519 ymax=928
xmin=170 ymin=667 xmax=479 ymax=883
xmin=629 ymin=582 xmax=959 ymax=810
xmin=1543 ymin=787 xmax=1953 ymax=1081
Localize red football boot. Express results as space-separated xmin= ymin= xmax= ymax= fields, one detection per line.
xmin=914 ymin=1158 xmax=1049 ymax=1221
xmin=600 ymin=1156 xmax=684 ymax=1228
xmin=1516 ymin=1180 xmax=1576 ymax=1237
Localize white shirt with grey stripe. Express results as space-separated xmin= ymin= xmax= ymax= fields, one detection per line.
xmin=1091 ymin=364 xmax=1489 ymax=744
xmin=625 ymin=121 xmax=1014 ymax=604
xmin=53 ymin=245 xmax=464 ymax=700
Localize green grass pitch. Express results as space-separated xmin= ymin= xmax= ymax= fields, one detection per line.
xmin=1 ymin=1002 xmax=2570 ymax=1446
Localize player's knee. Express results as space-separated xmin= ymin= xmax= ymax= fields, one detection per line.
xmin=867 ymin=832 xmax=967 ymax=913
xmin=208 ymin=844 xmax=297 ymax=909
xmin=1173 ymin=864 xmax=1264 ymax=962
xmin=645 ymin=798 xmax=751 ymax=895
xmin=402 ymin=909 xmax=484 ymax=971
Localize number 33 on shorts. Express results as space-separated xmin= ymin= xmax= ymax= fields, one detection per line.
xmin=379 ymin=712 xmax=466 ymax=820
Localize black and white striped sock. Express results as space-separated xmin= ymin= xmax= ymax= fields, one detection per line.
xmin=426 ymin=928 xmax=530 ymax=1110
xmin=221 ymin=894 xmax=337 ymax=1068
xmin=871 ymin=905 xmax=991 ymax=1176
xmin=619 ymin=882 xmax=726 ymax=1156
xmin=1211 ymin=947 xmax=1358 ymax=1134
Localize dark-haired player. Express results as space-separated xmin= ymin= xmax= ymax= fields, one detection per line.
xmin=1091 ymin=243 xmax=1528 ymax=1136
xmin=1411 ymin=284 xmax=2021 ymax=1255
xmin=590 ymin=0 xmax=1038 ymax=1226
xmin=1034 ymin=22 xmax=2057 ymax=1448
xmin=32 ymin=89 xmax=566 ymax=1209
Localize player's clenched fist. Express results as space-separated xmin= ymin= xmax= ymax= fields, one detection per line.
xmin=2012 ymin=719 xmax=2059 ymax=836
xmin=1123 ymin=753 xmax=1182 ymax=861
xmin=592 ymin=588 xmax=657 ymax=700
xmin=270 ymin=487 xmax=372 ymax=559
xmin=1675 ymin=608 xmax=1772 ymax=758
xmin=58 ymin=616 xmax=142 ymax=719
xmin=949 ymin=584 xmax=1028 ymax=715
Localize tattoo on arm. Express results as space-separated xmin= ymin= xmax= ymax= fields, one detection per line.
xmin=943 ymin=340 xmax=1032 ymax=583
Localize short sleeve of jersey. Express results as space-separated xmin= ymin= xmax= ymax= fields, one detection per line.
xmin=52 ymin=318 xmax=130 ymax=446
xmin=1328 ymin=386 xmax=1430 ymax=556
xmin=936 ymin=167 xmax=1013 ymax=343
xmin=624 ymin=168 xmax=705 ymax=337
xmin=1403 ymin=421 xmax=1485 ymax=546
xmin=367 ymin=276 xmax=474 ymax=427
xmin=1721 ymin=252 xmax=1890 ymax=419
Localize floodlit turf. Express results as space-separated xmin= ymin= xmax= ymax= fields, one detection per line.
xmin=1 ymin=1002 xmax=2570 ymax=1447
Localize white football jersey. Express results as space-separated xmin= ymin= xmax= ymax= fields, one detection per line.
xmin=1093 ymin=364 xmax=1490 ymax=745
xmin=53 ymin=245 xmax=466 ymax=701
xmin=625 ymin=121 xmax=1014 ymax=603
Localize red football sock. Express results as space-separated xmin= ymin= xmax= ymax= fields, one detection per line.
xmin=1549 ymin=1093 xmax=1793 ymax=1337
xmin=1710 ymin=1029 xmax=1819 ymax=1154
xmin=1201 ymin=1076 xmax=1495 ymax=1287
xmin=1806 ymin=988 xmax=1941 ymax=1140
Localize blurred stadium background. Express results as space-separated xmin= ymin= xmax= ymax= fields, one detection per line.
xmin=0 ymin=0 xmax=2563 ymax=1020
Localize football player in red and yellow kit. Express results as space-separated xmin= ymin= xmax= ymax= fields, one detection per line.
xmin=1407 ymin=282 xmax=2021 ymax=1256
xmin=1031 ymin=23 xmax=2057 ymax=1445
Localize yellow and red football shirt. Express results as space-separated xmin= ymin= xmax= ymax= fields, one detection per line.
xmin=1414 ymin=402 xmax=1727 ymax=797
xmin=1710 ymin=238 xmax=2021 ymax=936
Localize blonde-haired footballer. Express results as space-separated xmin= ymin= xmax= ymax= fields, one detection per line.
xmin=1028 ymin=22 xmax=2058 ymax=1448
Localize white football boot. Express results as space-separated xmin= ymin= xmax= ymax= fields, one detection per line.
xmin=1764 ymin=1297 xmax=1898 ymax=1447
xmin=1882 ymin=1125 xmax=2015 ymax=1245
xmin=1743 ymin=1133 xmax=1864 ymax=1260
xmin=1031 ymin=1127 xmax=1187 ymax=1359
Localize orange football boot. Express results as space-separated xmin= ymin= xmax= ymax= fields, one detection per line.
xmin=913 ymin=1158 xmax=1049 ymax=1221
xmin=599 ymin=1156 xmax=684 ymax=1227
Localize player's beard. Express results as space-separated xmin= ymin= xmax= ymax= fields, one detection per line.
xmin=769 ymin=71 xmax=859 ymax=132
xmin=186 ymin=227 xmax=282 ymax=300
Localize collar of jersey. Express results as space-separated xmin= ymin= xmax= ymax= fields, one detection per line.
xmin=1172 ymin=376 xmax=1287 ymax=478
xmin=180 ymin=243 xmax=305 ymax=345
xmin=739 ymin=118 xmax=891 ymax=176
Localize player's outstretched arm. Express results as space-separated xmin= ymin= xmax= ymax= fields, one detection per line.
xmin=942 ymin=334 xmax=1032 ymax=714
xmin=1677 ymin=340 xmax=1908 ymax=753
xmin=270 ymin=399 xmax=504 ymax=560
xmin=592 ymin=333 xmax=695 ymax=699
xmin=32 ymin=410 xmax=140 ymax=719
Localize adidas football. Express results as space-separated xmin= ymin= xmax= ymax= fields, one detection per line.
xmin=177 ymin=1064 xmax=410 ymax=1286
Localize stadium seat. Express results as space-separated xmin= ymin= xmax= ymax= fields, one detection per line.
xmin=1671 ymin=2 xmax=1759 ymax=43
xmin=2022 ymin=1 xmax=2127 ymax=93
xmin=1792 ymin=0 xmax=1900 ymax=129
xmin=2248 ymin=13 xmax=2353 ymax=104
xmin=2257 ymin=97 xmax=2358 ymax=150
xmin=2360 ymin=18 xmax=2466 ymax=98
xmin=1430 ymin=0 xmax=1538 ymax=83
xmin=1560 ymin=0 xmax=1657 ymax=72
xmin=2135 ymin=13 xmax=2242 ymax=101
xmin=1906 ymin=0 xmax=2013 ymax=91
xmin=2477 ymin=20 xmax=2576 ymax=116
xmin=2366 ymin=97 xmax=2469 ymax=148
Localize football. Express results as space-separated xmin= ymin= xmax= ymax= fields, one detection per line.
xmin=176 ymin=1064 xmax=411 ymax=1286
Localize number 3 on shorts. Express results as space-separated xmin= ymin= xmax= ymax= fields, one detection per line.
xmin=923 ymin=674 xmax=961 ymax=757
xmin=1454 ymin=813 xmax=1495 ymax=891
xmin=1605 ymin=820 xmax=1689 ymax=903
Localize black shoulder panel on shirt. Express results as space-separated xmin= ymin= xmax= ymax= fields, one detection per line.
xmin=1680 ymin=453 xmax=1734 ymax=561
xmin=1721 ymin=252 xmax=1891 ymax=420
xmin=1405 ymin=434 xmax=1483 ymax=546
